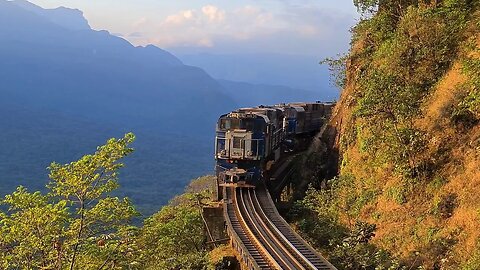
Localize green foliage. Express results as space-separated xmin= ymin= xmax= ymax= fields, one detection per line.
xmin=0 ymin=133 xmax=139 ymax=269
xmin=321 ymin=54 xmax=348 ymax=90
xmin=431 ymin=193 xmax=457 ymax=219
xmin=47 ymin=133 xmax=135 ymax=201
xmin=329 ymin=221 xmax=410 ymax=270
xmin=426 ymin=176 xmax=447 ymax=195
xmin=290 ymin=179 xmax=403 ymax=270
xmin=0 ymin=134 xmax=217 ymax=269
xmin=452 ymin=56 xmax=480 ymax=126
xmin=386 ymin=186 xmax=407 ymax=204
xmin=0 ymin=187 xmax=68 ymax=269
xmin=463 ymin=245 xmax=480 ymax=270
xmin=137 ymin=198 xmax=207 ymax=269
xmin=311 ymin=1 xmax=479 ymax=268
xmin=353 ymin=0 xmax=379 ymax=14
xmin=350 ymin=2 xmax=476 ymax=179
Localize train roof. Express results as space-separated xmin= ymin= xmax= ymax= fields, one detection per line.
xmin=219 ymin=101 xmax=335 ymax=121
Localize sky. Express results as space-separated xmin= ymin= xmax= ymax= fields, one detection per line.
xmin=27 ymin=0 xmax=359 ymax=56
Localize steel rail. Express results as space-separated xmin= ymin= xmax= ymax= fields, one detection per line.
xmin=250 ymin=188 xmax=316 ymax=269
xmin=238 ymin=188 xmax=299 ymax=269
xmin=255 ymin=187 xmax=337 ymax=270
xmin=233 ymin=187 xmax=283 ymax=269
xmin=244 ymin=188 xmax=307 ymax=270
xmin=223 ymin=185 xmax=337 ymax=269
xmin=224 ymin=187 xmax=277 ymax=269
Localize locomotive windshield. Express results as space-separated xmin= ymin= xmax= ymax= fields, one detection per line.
xmin=219 ymin=118 xmax=263 ymax=132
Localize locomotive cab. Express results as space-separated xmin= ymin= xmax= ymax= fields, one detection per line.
xmin=215 ymin=112 xmax=266 ymax=161
xmin=226 ymin=130 xmax=253 ymax=159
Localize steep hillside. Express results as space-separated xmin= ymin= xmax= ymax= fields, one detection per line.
xmin=292 ymin=1 xmax=480 ymax=269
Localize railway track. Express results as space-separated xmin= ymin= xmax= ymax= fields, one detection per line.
xmin=224 ymin=185 xmax=336 ymax=270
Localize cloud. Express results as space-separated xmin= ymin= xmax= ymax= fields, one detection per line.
xmin=124 ymin=4 xmax=355 ymax=55
xmin=165 ymin=10 xmax=196 ymax=24
xmin=202 ymin=5 xmax=225 ymax=22
xmin=133 ymin=17 xmax=149 ymax=28
xmin=128 ymin=32 xmax=143 ymax=38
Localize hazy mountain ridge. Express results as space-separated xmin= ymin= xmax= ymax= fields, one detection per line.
xmin=0 ymin=0 xmax=232 ymax=134
xmin=10 ymin=0 xmax=90 ymax=30
xmin=0 ymin=0 xmax=229 ymax=214
xmin=218 ymin=79 xmax=322 ymax=108
xmin=0 ymin=0 xmax=333 ymax=214
xmin=177 ymin=52 xmax=339 ymax=101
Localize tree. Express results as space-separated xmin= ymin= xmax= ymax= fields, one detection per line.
xmin=0 ymin=133 xmax=139 ymax=269
xmin=137 ymin=194 xmax=207 ymax=269
xmin=0 ymin=187 xmax=68 ymax=269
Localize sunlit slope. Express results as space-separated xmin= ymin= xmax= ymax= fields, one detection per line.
xmin=322 ymin=1 xmax=479 ymax=268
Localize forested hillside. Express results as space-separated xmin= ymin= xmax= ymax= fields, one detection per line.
xmin=0 ymin=0 xmax=230 ymax=215
xmin=291 ymin=0 xmax=480 ymax=269
xmin=0 ymin=134 xmax=228 ymax=269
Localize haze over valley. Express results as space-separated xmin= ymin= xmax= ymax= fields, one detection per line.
xmin=1 ymin=0 xmax=479 ymax=268
xmin=0 ymin=0 xmax=352 ymax=214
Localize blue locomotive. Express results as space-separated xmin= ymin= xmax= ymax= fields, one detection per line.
xmin=215 ymin=102 xmax=334 ymax=187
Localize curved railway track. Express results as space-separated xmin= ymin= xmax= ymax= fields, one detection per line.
xmin=224 ymin=185 xmax=336 ymax=270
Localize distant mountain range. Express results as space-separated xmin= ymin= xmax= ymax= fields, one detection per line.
xmin=0 ymin=0 xmax=235 ymax=135
xmin=218 ymin=80 xmax=322 ymax=108
xmin=0 ymin=0 xmax=331 ymax=214
xmin=176 ymin=52 xmax=339 ymax=101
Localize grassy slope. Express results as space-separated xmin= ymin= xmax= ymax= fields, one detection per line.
xmin=326 ymin=4 xmax=480 ymax=269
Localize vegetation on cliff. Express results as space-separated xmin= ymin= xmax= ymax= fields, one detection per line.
xmin=0 ymin=134 xmax=226 ymax=269
xmin=291 ymin=0 xmax=480 ymax=269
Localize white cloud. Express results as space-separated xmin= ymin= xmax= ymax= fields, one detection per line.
xmin=202 ymin=5 xmax=225 ymax=22
xmin=124 ymin=4 xmax=355 ymax=55
xmin=165 ymin=9 xmax=196 ymax=24
xmin=133 ymin=17 xmax=148 ymax=28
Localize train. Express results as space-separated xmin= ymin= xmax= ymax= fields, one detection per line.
xmin=215 ymin=102 xmax=334 ymax=188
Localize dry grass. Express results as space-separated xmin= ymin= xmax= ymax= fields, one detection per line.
xmin=319 ymin=16 xmax=480 ymax=267
xmin=208 ymin=244 xmax=237 ymax=268
xmin=418 ymin=63 xmax=467 ymax=133
xmin=331 ymin=43 xmax=480 ymax=267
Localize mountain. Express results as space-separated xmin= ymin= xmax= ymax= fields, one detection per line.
xmin=218 ymin=80 xmax=322 ymax=108
xmin=0 ymin=0 xmax=235 ymax=214
xmin=0 ymin=0 xmax=234 ymax=134
xmin=8 ymin=0 xmax=90 ymax=30
xmin=0 ymin=0 xmax=333 ymax=215
xmin=175 ymin=52 xmax=339 ymax=101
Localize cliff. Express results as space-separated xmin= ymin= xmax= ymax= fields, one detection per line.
xmin=321 ymin=1 xmax=480 ymax=268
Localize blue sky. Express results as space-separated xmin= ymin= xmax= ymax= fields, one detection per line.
xmin=28 ymin=0 xmax=358 ymax=56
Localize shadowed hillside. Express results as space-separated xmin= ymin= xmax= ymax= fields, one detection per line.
xmin=0 ymin=0 xmax=235 ymax=214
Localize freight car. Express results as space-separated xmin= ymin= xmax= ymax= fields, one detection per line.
xmin=215 ymin=102 xmax=334 ymax=188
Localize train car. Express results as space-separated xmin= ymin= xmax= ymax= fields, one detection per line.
xmin=215 ymin=102 xmax=334 ymax=188
xmin=215 ymin=108 xmax=283 ymax=186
